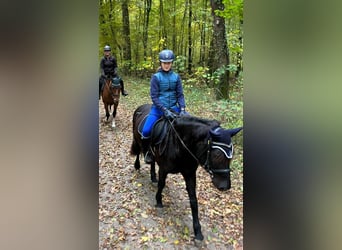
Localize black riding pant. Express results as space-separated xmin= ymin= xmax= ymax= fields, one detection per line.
xmin=99 ymin=75 xmax=106 ymax=96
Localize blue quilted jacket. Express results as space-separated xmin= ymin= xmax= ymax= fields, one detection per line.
xmin=150 ymin=68 xmax=186 ymax=111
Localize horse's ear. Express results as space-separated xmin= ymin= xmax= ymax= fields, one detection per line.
xmin=209 ymin=126 xmax=222 ymax=136
xmin=228 ymin=127 xmax=243 ymax=137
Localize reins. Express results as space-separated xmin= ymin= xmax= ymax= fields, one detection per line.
xmin=168 ymin=119 xmax=200 ymax=164
xmin=168 ymin=118 xmax=231 ymax=178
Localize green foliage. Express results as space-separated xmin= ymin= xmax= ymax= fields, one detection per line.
xmin=172 ymin=55 xmax=187 ymax=73
xmin=132 ymin=58 xmax=155 ymax=73
xmin=192 ymin=66 xmax=210 ymax=85
xmin=216 ymin=0 xmax=243 ymax=20
xmin=99 ymin=0 xmax=243 ymax=100
xmin=202 ymin=64 xmax=239 ymax=86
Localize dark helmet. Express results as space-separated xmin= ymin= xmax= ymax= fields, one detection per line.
xmin=104 ymin=45 xmax=111 ymax=51
xmin=159 ymin=49 xmax=175 ymax=62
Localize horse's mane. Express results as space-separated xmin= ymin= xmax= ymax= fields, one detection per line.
xmin=174 ymin=115 xmax=220 ymax=138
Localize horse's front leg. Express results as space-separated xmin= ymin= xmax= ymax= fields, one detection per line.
xmin=104 ymin=104 xmax=110 ymax=121
xmin=112 ymin=103 xmax=118 ymax=118
xmin=183 ymin=172 xmax=204 ymax=241
xmin=134 ymin=154 xmax=140 ymax=170
xmin=155 ymin=170 xmax=167 ymax=208
xmin=150 ymin=161 xmax=157 ymax=183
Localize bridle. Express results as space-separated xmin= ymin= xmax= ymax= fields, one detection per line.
xmin=169 ymin=119 xmax=233 ymax=178
xmin=203 ymin=138 xmax=233 ymax=178
xmin=105 ymin=79 xmax=120 ymax=102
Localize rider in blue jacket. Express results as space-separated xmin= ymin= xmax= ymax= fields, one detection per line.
xmin=142 ymin=49 xmax=188 ymax=163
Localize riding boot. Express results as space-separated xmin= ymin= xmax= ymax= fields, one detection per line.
xmin=121 ymin=82 xmax=128 ymax=96
xmin=141 ymin=138 xmax=153 ymax=164
xmin=100 ymin=84 xmax=104 ymax=99
xmin=99 ymin=77 xmax=105 ymax=99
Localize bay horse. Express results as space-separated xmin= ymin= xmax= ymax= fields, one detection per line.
xmin=101 ymin=77 xmax=121 ymax=128
xmin=130 ymin=104 xmax=242 ymax=242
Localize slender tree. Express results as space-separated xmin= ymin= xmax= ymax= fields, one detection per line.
xmin=179 ymin=1 xmax=188 ymax=56
xmin=121 ymin=0 xmax=132 ymax=73
xmin=199 ymin=0 xmax=208 ymax=65
xmin=143 ymin=0 xmax=152 ymax=60
xmin=188 ymin=0 xmax=193 ymax=73
xmin=172 ymin=0 xmax=177 ymax=52
xmin=159 ymin=0 xmax=167 ymax=50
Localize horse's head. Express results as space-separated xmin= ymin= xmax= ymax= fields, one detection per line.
xmin=107 ymin=78 xmax=121 ymax=102
xmin=206 ymin=126 xmax=243 ymax=191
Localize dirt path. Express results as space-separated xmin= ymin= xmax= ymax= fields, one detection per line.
xmin=99 ymin=94 xmax=243 ymax=249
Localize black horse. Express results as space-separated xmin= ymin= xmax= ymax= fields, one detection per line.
xmin=130 ymin=104 xmax=242 ymax=241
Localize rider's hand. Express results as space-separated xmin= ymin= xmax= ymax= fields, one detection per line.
xmin=163 ymin=109 xmax=177 ymax=120
xmin=179 ymin=108 xmax=187 ymax=116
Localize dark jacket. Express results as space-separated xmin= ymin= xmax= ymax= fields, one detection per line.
xmin=100 ymin=56 xmax=118 ymax=77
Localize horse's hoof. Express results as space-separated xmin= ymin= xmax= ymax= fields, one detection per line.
xmin=134 ymin=163 xmax=140 ymax=170
xmin=151 ymin=177 xmax=158 ymax=183
xmin=194 ymin=238 xmax=203 ymax=247
xmin=155 ymin=203 xmax=163 ymax=208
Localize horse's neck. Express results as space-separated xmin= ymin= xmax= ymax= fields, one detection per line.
xmin=175 ymin=122 xmax=210 ymax=156
xmin=175 ymin=117 xmax=220 ymax=160
xmin=175 ymin=117 xmax=216 ymax=138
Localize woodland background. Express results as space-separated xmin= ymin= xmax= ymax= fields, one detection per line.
xmin=99 ymin=0 xmax=243 ymax=100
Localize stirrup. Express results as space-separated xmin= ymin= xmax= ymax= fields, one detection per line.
xmin=144 ymin=151 xmax=153 ymax=164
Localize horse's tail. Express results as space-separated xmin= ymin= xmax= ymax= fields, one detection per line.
xmin=130 ymin=139 xmax=140 ymax=156
xmin=130 ymin=105 xmax=143 ymax=156
xmin=131 ymin=104 xmax=152 ymax=156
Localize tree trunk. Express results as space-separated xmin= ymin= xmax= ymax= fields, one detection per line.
xmin=179 ymin=1 xmax=188 ymax=56
xmin=143 ymin=0 xmax=152 ymax=60
xmin=187 ymin=0 xmax=192 ymax=74
xmin=235 ymin=19 xmax=243 ymax=78
xmin=108 ymin=0 xmax=115 ymax=47
xmin=172 ymin=0 xmax=176 ymax=52
xmin=121 ymin=0 xmax=131 ymax=73
xmin=209 ymin=0 xmax=230 ymax=99
xmin=199 ymin=0 xmax=208 ymax=65
xmin=99 ymin=0 xmax=107 ymax=37
xmin=159 ymin=0 xmax=167 ymax=50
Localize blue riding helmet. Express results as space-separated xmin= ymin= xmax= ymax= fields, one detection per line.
xmin=104 ymin=45 xmax=111 ymax=51
xmin=159 ymin=49 xmax=175 ymax=62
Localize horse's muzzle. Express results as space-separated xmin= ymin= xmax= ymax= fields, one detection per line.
xmin=212 ymin=177 xmax=231 ymax=191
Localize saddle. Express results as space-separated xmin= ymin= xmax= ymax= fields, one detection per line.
xmin=138 ymin=117 xmax=171 ymax=146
